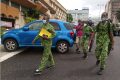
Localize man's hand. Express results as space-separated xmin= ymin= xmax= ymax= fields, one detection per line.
xmin=42 ymin=34 xmax=49 ymax=40
xmin=32 ymin=40 xmax=35 ymax=44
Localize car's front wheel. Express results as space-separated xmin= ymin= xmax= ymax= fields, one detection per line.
xmin=56 ymin=41 xmax=69 ymax=54
xmin=4 ymin=39 xmax=18 ymax=51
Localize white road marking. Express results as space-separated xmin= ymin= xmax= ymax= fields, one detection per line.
xmin=0 ymin=50 xmax=24 ymax=62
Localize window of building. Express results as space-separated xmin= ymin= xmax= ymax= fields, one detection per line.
xmin=29 ymin=0 xmax=35 ymax=2
xmin=1 ymin=0 xmax=9 ymax=5
xmin=11 ymin=2 xmax=20 ymax=10
xmin=49 ymin=22 xmax=61 ymax=30
xmin=21 ymin=6 xmax=28 ymax=11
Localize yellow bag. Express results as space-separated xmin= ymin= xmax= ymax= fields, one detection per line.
xmin=39 ymin=28 xmax=52 ymax=38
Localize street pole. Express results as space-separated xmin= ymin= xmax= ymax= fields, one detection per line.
xmin=98 ymin=4 xmax=104 ymax=20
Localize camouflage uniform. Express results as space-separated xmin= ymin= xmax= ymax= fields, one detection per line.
xmin=33 ymin=23 xmax=56 ymax=71
xmin=82 ymin=25 xmax=93 ymax=54
xmin=95 ymin=21 xmax=112 ymax=69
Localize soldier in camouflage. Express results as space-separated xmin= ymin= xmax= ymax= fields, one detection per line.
xmin=81 ymin=21 xmax=93 ymax=59
xmin=95 ymin=12 xmax=114 ymax=75
xmin=32 ymin=16 xmax=56 ymax=75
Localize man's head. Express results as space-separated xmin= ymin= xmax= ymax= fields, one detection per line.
xmin=108 ymin=19 xmax=113 ymax=23
xmin=43 ymin=15 xmax=50 ymax=23
xmin=101 ymin=12 xmax=108 ymax=21
xmin=78 ymin=19 xmax=81 ymax=23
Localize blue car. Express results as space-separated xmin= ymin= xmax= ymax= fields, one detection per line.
xmin=1 ymin=19 xmax=76 ymax=53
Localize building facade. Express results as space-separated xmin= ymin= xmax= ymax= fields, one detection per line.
xmin=40 ymin=0 xmax=67 ymax=21
xmin=0 ymin=0 xmax=48 ymax=29
xmin=67 ymin=8 xmax=89 ymax=24
xmin=0 ymin=0 xmax=67 ymax=30
xmin=105 ymin=0 xmax=120 ymax=24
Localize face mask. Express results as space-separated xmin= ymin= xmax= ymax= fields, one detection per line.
xmin=84 ymin=23 xmax=87 ymax=26
xmin=43 ymin=20 xmax=46 ymax=23
xmin=101 ymin=18 xmax=107 ymax=21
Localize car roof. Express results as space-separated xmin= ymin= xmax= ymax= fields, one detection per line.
xmin=33 ymin=19 xmax=68 ymax=23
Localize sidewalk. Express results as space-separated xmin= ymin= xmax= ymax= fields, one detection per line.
xmin=0 ymin=45 xmax=24 ymax=62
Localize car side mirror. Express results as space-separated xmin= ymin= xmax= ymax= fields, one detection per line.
xmin=23 ymin=27 xmax=29 ymax=31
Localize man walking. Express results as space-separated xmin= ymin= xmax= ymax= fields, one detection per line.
xmin=95 ymin=12 xmax=114 ymax=75
xmin=74 ymin=19 xmax=83 ymax=53
xmin=81 ymin=21 xmax=93 ymax=59
xmin=32 ymin=15 xmax=56 ymax=75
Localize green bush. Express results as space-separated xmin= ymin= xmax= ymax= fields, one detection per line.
xmin=25 ymin=17 xmax=36 ymax=23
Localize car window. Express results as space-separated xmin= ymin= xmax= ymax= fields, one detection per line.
xmin=29 ymin=22 xmax=43 ymax=30
xmin=64 ymin=23 xmax=74 ymax=30
xmin=49 ymin=22 xmax=60 ymax=30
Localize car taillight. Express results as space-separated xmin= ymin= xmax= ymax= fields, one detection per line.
xmin=70 ymin=31 xmax=74 ymax=37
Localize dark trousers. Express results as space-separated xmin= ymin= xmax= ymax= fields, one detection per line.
xmin=108 ymin=42 xmax=112 ymax=55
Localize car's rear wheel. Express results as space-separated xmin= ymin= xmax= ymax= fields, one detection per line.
xmin=56 ymin=41 xmax=69 ymax=54
xmin=4 ymin=39 xmax=18 ymax=51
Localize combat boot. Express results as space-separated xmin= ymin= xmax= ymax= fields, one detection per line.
xmin=82 ymin=53 xmax=88 ymax=59
xmin=96 ymin=60 xmax=100 ymax=66
xmin=97 ymin=68 xmax=104 ymax=75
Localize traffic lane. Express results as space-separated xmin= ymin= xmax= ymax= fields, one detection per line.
xmin=1 ymin=37 xmax=120 ymax=80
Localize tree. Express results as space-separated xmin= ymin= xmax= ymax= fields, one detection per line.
xmin=23 ymin=9 xmax=41 ymax=23
xmin=116 ymin=9 xmax=120 ymax=22
xmin=67 ymin=14 xmax=73 ymax=22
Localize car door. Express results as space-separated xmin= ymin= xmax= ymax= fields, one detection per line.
xmin=49 ymin=22 xmax=61 ymax=46
xmin=18 ymin=21 xmax=43 ymax=46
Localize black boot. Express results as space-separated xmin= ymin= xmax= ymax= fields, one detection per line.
xmin=76 ymin=48 xmax=80 ymax=54
xmin=96 ymin=60 xmax=100 ymax=66
xmin=82 ymin=53 xmax=87 ymax=59
xmin=97 ymin=68 xmax=104 ymax=75
xmin=76 ymin=48 xmax=79 ymax=52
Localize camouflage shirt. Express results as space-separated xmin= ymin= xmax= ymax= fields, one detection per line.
xmin=34 ymin=23 xmax=56 ymax=46
xmin=95 ymin=21 xmax=112 ymax=43
xmin=82 ymin=25 xmax=93 ymax=40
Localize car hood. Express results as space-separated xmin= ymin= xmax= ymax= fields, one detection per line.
xmin=6 ymin=28 xmax=22 ymax=33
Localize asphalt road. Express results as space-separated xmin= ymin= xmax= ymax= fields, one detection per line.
xmin=1 ymin=37 xmax=120 ymax=80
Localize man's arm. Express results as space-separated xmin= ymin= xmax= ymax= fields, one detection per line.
xmin=32 ymin=30 xmax=41 ymax=44
xmin=109 ymin=22 xmax=114 ymax=49
xmin=48 ymin=24 xmax=56 ymax=39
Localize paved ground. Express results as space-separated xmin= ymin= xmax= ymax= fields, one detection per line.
xmin=1 ymin=37 xmax=120 ymax=80
xmin=0 ymin=46 xmax=24 ymax=62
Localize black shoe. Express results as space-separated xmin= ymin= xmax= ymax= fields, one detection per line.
xmin=76 ymin=48 xmax=78 ymax=51
xmin=82 ymin=53 xmax=88 ymax=59
xmin=89 ymin=49 xmax=92 ymax=52
xmin=46 ymin=65 xmax=55 ymax=69
xmin=34 ymin=69 xmax=42 ymax=75
xmin=76 ymin=48 xmax=80 ymax=53
xmin=96 ymin=60 xmax=100 ymax=66
xmin=77 ymin=50 xmax=81 ymax=54
xmin=97 ymin=68 xmax=104 ymax=75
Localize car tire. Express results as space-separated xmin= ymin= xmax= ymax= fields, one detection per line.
xmin=4 ymin=39 xmax=18 ymax=52
xmin=56 ymin=41 xmax=69 ymax=54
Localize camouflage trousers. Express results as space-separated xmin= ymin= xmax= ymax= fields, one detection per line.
xmin=82 ymin=38 xmax=89 ymax=54
xmin=95 ymin=42 xmax=109 ymax=69
xmin=39 ymin=45 xmax=55 ymax=71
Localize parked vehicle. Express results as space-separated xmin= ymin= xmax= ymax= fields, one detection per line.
xmin=113 ymin=23 xmax=120 ymax=36
xmin=1 ymin=19 xmax=76 ymax=53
